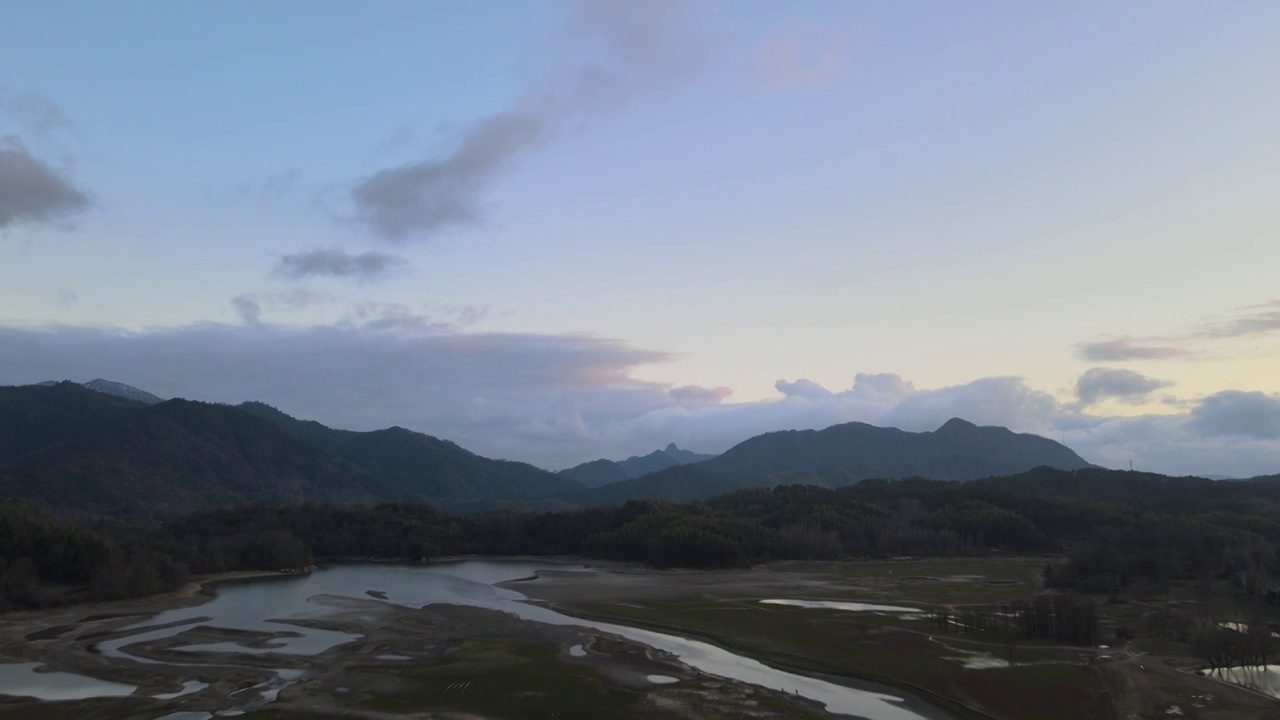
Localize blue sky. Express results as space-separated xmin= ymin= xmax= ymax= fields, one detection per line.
xmin=3 ymin=1 xmax=1280 ymax=474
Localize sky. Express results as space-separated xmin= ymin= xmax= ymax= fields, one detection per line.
xmin=2 ymin=0 xmax=1280 ymax=476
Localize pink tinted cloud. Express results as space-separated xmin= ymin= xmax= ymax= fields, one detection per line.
xmin=757 ymin=20 xmax=856 ymax=91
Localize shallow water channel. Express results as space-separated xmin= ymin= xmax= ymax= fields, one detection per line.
xmin=9 ymin=560 xmax=947 ymax=720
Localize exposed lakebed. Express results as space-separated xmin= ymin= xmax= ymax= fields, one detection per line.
xmin=2 ymin=560 xmax=952 ymax=719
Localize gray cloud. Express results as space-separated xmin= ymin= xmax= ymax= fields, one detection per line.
xmin=1075 ymin=367 xmax=1171 ymax=407
xmin=0 ymin=91 xmax=72 ymax=135
xmin=346 ymin=301 xmax=480 ymax=333
xmin=1196 ymin=301 xmax=1280 ymax=340
xmin=274 ymin=248 xmax=408 ymax=282
xmin=1188 ymin=391 xmax=1280 ymax=440
xmin=775 ymin=378 xmax=833 ymax=399
xmin=878 ymin=376 xmax=1062 ymax=433
xmin=0 ymin=321 xmax=673 ymax=468
xmin=351 ymin=113 xmax=547 ymax=240
xmin=230 ymin=294 xmax=262 ymax=325
xmin=1077 ymin=339 xmax=1191 ymax=361
xmin=669 ymin=384 xmax=732 ymax=406
xmin=350 ymin=0 xmax=707 ymax=242
xmin=1078 ymin=299 xmax=1280 ymax=362
xmin=0 ymin=136 xmax=89 ymax=230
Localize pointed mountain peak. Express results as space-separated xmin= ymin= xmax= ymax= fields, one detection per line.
xmin=664 ymin=442 xmax=680 ymax=453
xmin=936 ymin=417 xmax=978 ymax=433
xmin=81 ymin=379 xmax=164 ymax=405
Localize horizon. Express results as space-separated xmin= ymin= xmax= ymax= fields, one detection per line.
xmin=3 ymin=1 xmax=1279 ymax=475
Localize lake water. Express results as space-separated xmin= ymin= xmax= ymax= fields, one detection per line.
xmin=0 ymin=662 xmax=136 ymax=701
xmin=9 ymin=560 xmax=948 ymax=720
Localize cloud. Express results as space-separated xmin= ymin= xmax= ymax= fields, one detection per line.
xmin=0 ymin=136 xmax=90 ymax=230
xmin=1 ymin=320 xmax=1278 ymax=476
xmin=775 ymin=378 xmax=832 ymax=399
xmin=349 ymin=0 xmax=708 ymax=242
xmin=274 ymin=248 xmax=408 ymax=282
xmin=1074 ymin=367 xmax=1171 ymax=407
xmin=879 ymin=376 xmax=1063 ymax=433
xmin=0 ymin=90 xmax=73 ymax=135
xmin=757 ymin=21 xmax=855 ymax=90
xmin=670 ymin=384 xmax=732 ymax=407
xmin=1077 ymin=339 xmax=1191 ymax=361
xmin=0 ymin=321 xmax=673 ymax=468
xmin=350 ymin=113 xmax=548 ymax=240
xmin=1195 ymin=301 xmax=1280 ymax=340
xmin=230 ymin=294 xmax=262 ymax=325
xmin=1077 ymin=299 xmax=1280 ymax=361
xmin=1188 ymin=391 xmax=1280 ymax=440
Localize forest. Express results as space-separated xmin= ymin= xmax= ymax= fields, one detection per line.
xmin=3 ymin=466 xmax=1280 ymax=614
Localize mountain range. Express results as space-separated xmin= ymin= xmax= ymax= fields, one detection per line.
xmin=2 ymin=380 xmax=1096 ymax=517
xmin=559 ymin=417 xmax=1094 ymax=505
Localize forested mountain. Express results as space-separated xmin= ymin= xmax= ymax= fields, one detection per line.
xmin=81 ymin=379 xmax=165 ymax=405
xmin=36 ymin=378 xmax=164 ymax=405
xmin=0 ymin=383 xmax=144 ymax=463
xmin=708 ymin=417 xmax=1090 ymax=478
xmin=0 ymin=394 xmax=400 ymax=516
xmin=559 ymin=443 xmax=716 ymax=487
xmin=562 ymin=418 xmax=1092 ymax=504
xmin=237 ymin=402 xmax=581 ymax=502
xmin=0 ymin=385 xmax=580 ymax=517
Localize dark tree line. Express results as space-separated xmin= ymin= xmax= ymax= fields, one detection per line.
xmin=6 ymin=469 xmax=1280 ymax=612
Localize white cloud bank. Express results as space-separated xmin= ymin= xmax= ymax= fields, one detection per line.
xmin=1 ymin=320 xmax=1278 ymax=477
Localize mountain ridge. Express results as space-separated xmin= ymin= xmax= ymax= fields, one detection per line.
xmin=557 ymin=417 xmax=1092 ymax=505
xmin=558 ymin=443 xmax=717 ymax=487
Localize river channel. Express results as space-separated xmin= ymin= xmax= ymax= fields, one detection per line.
xmin=6 ymin=560 xmax=950 ymax=720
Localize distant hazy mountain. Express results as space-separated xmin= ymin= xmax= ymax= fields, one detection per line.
xmin=560 ymin=417 xmax=1092 ymax=505
xmin=37 ymin=378 xmax=164 ymax=405
xmin=559 ymin=443 xmax=717 ymax=487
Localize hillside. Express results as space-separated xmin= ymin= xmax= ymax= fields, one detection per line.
xmin=0 ymin=385 xmax=580 ymax=517
xmin=238 ymin=402 xmax=581 ymax=503
xmin=709 ymin=417 xmax=1089 ymax=478
xmin=0 ymin=395 xmax=400 ymax=516
xmin=562 ymin=418 xmax=1092 ymax=504
xmin=0 ymin=383 xmax=147 ymax=463
xmin=559 ymin=443 xmax=716 ymax=487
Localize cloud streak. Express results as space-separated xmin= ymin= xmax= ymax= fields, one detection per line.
xmin=0 ymin=90 xmax=73 ymax=135
xmin=0 ymin=136 xmax=89 ymax=230
xmin=274 ymin=248 xmax=408 ymax=282
xmin=1077 ymin=338 xmax=1191 ymax=361
xmin=1078 ymin=299 xmax=1280 ymax=361
xmin=349 ymin=0 xmax=708 ymax=242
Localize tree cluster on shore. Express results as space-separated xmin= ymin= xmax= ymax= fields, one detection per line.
xmin=3 ymin=468 xmax=1280 ymax=616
